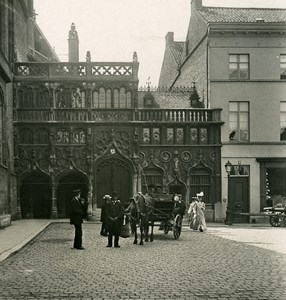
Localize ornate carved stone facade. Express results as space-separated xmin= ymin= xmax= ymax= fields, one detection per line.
xmin=13 ymin=58 xmax=223 ymax=221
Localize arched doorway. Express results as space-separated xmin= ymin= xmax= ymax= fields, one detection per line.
xmin=21 ymin=172 xmax=51 ymax=218
xmin=95 ymin=157 xmax=132 ymax=208
xmin=167 ymin=177 xmax=187 ymax=200
xmin=57 ymin=171 xmax=88 ymax=218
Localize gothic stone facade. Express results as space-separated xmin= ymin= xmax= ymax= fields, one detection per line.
xmin=13 ymin=61 xmax=223 ymax=221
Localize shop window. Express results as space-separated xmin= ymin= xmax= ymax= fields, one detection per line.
xmin=280 ymin=102 xmax=286 ymax=140
xmin=229 ymin=102 xmax=249 ymax=142
xmin=280 ymin=55 xmax=286 ymax=79
xmin=229 ymin=54 xmax=249 ymax=80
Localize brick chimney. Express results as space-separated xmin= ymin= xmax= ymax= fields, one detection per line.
xmin=68 ymin=23 xmax=79 ymax=62
xmin=165 ymin=32 xmax=174 ymax=46
xmin=191 ymin=0 xmax=202 ymax=14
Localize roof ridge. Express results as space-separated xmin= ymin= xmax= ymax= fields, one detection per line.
xmin=203 ymin=6 xmax=286 ymax=11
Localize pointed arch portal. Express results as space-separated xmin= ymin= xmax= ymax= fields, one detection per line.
xmin=95 ymin=157 xmax=132 ymax=208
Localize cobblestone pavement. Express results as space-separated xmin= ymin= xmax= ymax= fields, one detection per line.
xmin=0 ymin=223 xmax=286 ymax=300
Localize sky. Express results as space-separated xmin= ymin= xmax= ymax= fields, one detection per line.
xmin=34 ymin=0 xmax=286 ymax=86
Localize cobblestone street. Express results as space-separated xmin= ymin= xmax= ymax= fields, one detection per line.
xmin=0 ymin=223 xmax=286 ymax=300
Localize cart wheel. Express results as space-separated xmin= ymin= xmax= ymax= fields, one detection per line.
xmin=270 ymin=215 xmax=281 ymax=227
xmin=163 ymin=222 xmax=169 ymax=234
xmin=173 ymin=214 xmax=182 ymax=239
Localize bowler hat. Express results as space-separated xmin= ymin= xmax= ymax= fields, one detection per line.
xmin=112 ymin=191 xmax=118 ymax=197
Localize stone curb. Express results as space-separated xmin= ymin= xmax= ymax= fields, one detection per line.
xmin=0 ymin=221 xmax=52 ymax=262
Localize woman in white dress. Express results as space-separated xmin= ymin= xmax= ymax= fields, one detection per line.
xmin=188 ymin=192 xmax=207 ymax=232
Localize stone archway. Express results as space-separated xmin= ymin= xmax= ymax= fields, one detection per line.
xmin=56 ymin=171 xmax=88 ymax=218
xmin=20 ymin=172 xmax=51 ymax=218
xmin=95 ymin=156 xmax=133 ymax=208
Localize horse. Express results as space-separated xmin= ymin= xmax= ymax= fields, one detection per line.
xmin=125 ymin=193 xmax=154 ymax=245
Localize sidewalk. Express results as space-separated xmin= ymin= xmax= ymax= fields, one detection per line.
xmin=0 ymin=219 xmax=54 ymax=262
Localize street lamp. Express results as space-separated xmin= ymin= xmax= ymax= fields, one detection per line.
xmin=224 ymin=160 xmax=232 ymax=225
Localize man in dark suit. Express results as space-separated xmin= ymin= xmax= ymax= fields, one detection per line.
xmin=105 ymin=191 xmax=124 ymax=248
xmin=70 ymin=189 xmax=85 ymax=250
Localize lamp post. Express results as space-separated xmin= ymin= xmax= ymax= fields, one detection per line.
xmin=224 ymin=160 xmax=232 ymax=225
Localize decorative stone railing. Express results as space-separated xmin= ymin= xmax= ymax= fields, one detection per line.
xmin=137 ymin=109 xmax=222 ymax=122
xmin=14 ymin=62 xmax=139 ymax=81
xmin=14 ymin=108 xmax=222 ymax=122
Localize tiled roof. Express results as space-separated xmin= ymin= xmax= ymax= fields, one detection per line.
xmin=138 ymin=91 xmax=190 ymax=109
xmin=199 ymin=7 xmax=286 ymax=23
xmin=170 ymin=42 xmax=185 ymax=65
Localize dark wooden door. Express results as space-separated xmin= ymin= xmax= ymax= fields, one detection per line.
xmin=229 ymin=177 xmax=249 ymax=223
xmin=96 ymin=158 xmax=131 ymax=208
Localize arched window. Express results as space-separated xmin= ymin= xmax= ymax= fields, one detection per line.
xmin=19 ymin=87 xmax=33 ymax=108
xmin=113 ymin=89 xmax=119 ymax=108
xmin=126 ymin=91 xmax=132 ymax=108
xmin=106 ymin=89 xmax=112 ymax=108
xmin=190 ymin=163 xmax=212 ymax=203
xmin=35 ymin=86 xmax=49 ymax=107
xmin=142 ymin=163 xmax=164 ymax=194
xmin=71 ymin=87 xmax=85 ymax=108
xmin=99 ymin=87 xmax=105 ymax=108
xmin=119 ymin=87 xmax=126 ymax=108
xmin=19 ymin=128 xmax=33 ymax=144
xmin=56 ymin=86 xmax=70 ymax=108
xmin=92 ymin=90 xmax=99 ymax=108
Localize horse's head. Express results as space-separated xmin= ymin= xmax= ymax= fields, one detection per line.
xmin=132 ymin=193 xmax=147 ymax=214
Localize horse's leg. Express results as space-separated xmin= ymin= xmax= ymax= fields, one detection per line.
xmin=139 ymin=219 xmax=144 ymax=245
xmin=150 ymin=221 xmax=154 ymax=242
xmin=144 ymin=218 xmax=149 ymax=242
xmin=131 ymin=221 xmax=137 ymax=244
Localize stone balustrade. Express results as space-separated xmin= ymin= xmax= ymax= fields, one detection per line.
xmin=14 ymin=108 xmax=221 ymax=122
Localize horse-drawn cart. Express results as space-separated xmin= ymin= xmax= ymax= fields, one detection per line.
xmin=263 ymin=206 xmax=286 ymax=227
xmin=239 ymin=205 xmax=286 ymax=227
xmin=149 ymin=194 xmax=183 ymax=239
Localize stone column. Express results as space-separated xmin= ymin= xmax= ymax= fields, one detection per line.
xmin=86 ymin=177 xmax=95 ymax=221
xmin=16 ymin=184 xmax=22 ymax=219
xmin=50 ymin=183 xmax=58 ymax=219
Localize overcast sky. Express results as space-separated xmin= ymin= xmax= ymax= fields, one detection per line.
xmin=34 ymin=0 xmax=286 ymax=86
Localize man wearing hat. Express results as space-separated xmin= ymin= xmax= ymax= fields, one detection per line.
xmin=105 ymin=191 xmax=124 ymax=247
xmin=173 ymin=194 xmax=186 ymax=219
xmin=70 ymin=189 xmax=85 ymax=249
xmin=100 ymin=195 xmax=111 ymax=236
